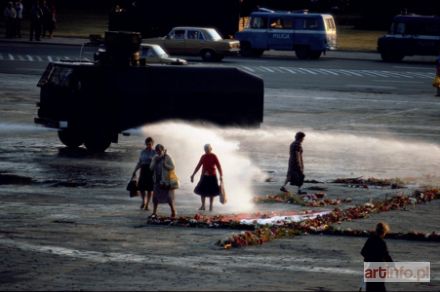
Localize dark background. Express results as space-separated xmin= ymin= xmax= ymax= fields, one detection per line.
xmin=1 ymin=0 xmax=440 ymax=30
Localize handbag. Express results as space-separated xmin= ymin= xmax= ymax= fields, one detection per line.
xmin=433 ymin=75 xmax=440 ymax=88
xmin=219 ymin=180 xmax=227 ymax=204
xmin=126 ymin=179 xmax=138 ymax=197
xmin=168 ymin=169 xmax=180 ymax=190
xmin=159 ymin=169 xmax=180 ymax=190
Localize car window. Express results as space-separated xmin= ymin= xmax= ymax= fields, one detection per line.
xmin=170 ymin=29 xmax=185 ymax=39
xmin=204 ymin=29 xmax=222 ymax=41
xmin=188 ymin=30 xmax=204 ymax=40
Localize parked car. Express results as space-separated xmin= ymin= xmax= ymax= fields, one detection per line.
xmin=143 ymin=27 xmax=240 ymax=61
xmin=140 ymin=43 xmax=187 ymax=65
xmin=378 ymin=14 xmax=440 ymax=62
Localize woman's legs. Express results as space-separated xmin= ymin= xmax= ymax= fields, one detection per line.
xmin=209 ymin=196 xmax=214 ymax=211
xmin=140 ymin=191 xmax=146 ymax=209
xmin=199 ymin=196 xmax=206 ymax=210
xmin=169 ymin=202 xmax=176 ymax=218
xmin=144 ymin=191 xmax=153 ymax=210
xmin=152 ymin=202 xmax=158 ymax=216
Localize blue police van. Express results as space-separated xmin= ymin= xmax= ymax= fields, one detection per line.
xmin=235 ymin=8 xmax=337 ymax=59
xmin=378 ymin=14 xmax=440 ymax=62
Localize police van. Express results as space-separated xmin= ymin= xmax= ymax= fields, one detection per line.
xmin=377 ymin=14 xmax=440 ymax=62
xmin=235 ymin=8 xmax=337 ymax=59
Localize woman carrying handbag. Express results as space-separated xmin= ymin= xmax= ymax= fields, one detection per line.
xmin=190 ymin=144 xmax=223 ymax=212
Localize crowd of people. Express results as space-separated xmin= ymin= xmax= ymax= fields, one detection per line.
xmin=3 ymin=0 xmax=56 ymax=40
xmin=131 ymin=138 xmax=224 ymax=218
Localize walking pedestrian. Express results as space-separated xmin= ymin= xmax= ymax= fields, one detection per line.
xmin=29 ymin=1 xmax=43 ymax=41
xmin=280 ymin=131 xmax=307 ymax=194
xmin=132 ymin=137 xmax=155 ymax=211
xmin=190 ymin=144 xmax=223 ymax=211
xmin=150 ymin=144 xmax=177 ymax=218
xmin=361 ymin=222 xmax=393 ymax=292
xmin=3 ymin=1 xmax=16 ymax=38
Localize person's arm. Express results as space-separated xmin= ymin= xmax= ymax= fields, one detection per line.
xmin=383 ymin=241 xmax=393 ymax=262
xmin=295 ymin=150 xmax=303 ymax=173
xmin=132 ymin=153 xmax=142 ymax=178
xmin=190 ymin=156 xmax=203 ymax=183
xmin=163 ymin=154 xmax=175 ymax=171
xmin=214 ymin=154 xmax=223 ymax=179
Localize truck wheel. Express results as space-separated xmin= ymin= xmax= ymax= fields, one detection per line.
xmin=380 ymin=52 xmax=404 ymax=62
xmin=58 ymin=130 xmax=84 ymax=148
xmin=201 ymin=49 xmax=217 ymax=62
xmin=84 ymin=134 xmax=111 ymax=153
xmin=295 ymin=46 xmax=311 ymax=59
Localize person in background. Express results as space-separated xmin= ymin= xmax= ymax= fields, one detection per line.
xmin=29 ymin=1 xmax=42 ymax=41
xmin=433 ymin=54 xmax=440 ymax=97
xmin=14 ymin=0 xmax=23 ymax=38
xmin=132 ymin=137 xmax=155 ymax=211
xmin=361 ymin=222 xmax=393 ymax=292
xmin=280 ymin=131 xmax=307 ymax=194
xmin=191 ymin=144 xmax=223 ymax=212
xmin=3 ymin=1 xmax=16 ymax=38
xmin=41 ymin=0 xmax=56 ymax=38
xmin=150 ymin=144 xmax=177 ymax=218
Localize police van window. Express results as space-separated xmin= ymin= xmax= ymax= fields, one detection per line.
xmin=296 ymin=18 xmax=320 ymax=30
xmin=270 ymin=18 xmax=284 ymax=29
xmin=425 ymin=21 xmax=440 ymax=36
xmin=250 ymin=16 xmax=268 ymax=29
xmin=395 ymin=23 xmax=406 ymax=34
xmin=325 ymin=18 xmax=335 ymax=30
xmin=283 ymin=18 xmax=294 ymax=29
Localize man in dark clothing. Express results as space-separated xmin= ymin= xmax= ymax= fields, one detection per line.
xmin=280 ymin=131 xmax=306 ymax=194
xmin=29 ymin=2 xmax=43 ymax=41
xmin=361 ymin=222 xmax=393 ymax=292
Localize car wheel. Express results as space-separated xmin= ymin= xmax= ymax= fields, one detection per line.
xmin=58 ymin=129 xmax=84 ymax=148
xmin=201 ymin=49 xmax=217 ymax=62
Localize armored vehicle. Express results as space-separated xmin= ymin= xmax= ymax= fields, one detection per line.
xmin=35 ymin=31 xmax=264 ymax=152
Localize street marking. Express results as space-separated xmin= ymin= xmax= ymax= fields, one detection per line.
xmin=279 ymin=67 xmax=297 ymax=74
xmin=36 ymin=56 xmax=43 ymax=62
xmin=240 ymin=66 xmax=255 ymax=72
xmin=8 ymin=54 xmax=14 ymax=61
xmin=26 ymin=54 xmax=33 ymax=61
xmin=317 ymin=68 xmax=339 ymax=76
xmin=297 ymin=68 xmax=317 ymax=75
xmin=47 ymin=56 xmax=53 ymax=62
xmin=0 ymin=53 xmax=3 ymax=60
xmin=259 ymin=66 xmax=275 ymax=72
xmin=17 ymin=54 xmax=25 ymax=61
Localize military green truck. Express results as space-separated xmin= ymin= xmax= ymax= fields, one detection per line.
xmin=34 ymin=31 xmax=264 ymax=152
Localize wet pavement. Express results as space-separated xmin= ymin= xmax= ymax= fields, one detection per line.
xmin=0 ymin=38 xmax=439 ymax=291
